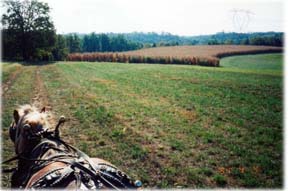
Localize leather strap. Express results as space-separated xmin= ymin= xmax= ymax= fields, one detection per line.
xmin=25 ymin=162 xmax=67 ymax=188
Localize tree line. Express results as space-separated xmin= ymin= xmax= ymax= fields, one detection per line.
xmin=121 ymin=32 xmax=284 ymax=48
xmin=66 ymin=33 xmax=142 ymax=53
xmin=205 ymin=32 xmax=283 ymax=46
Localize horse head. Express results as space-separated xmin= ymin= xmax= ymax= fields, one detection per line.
xmin=9 ymin=105 xmax=50 ymax=155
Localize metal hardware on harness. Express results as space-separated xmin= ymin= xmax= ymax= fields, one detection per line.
xmin=30 ymin=167 xmax=65 ymax=188
xmin=54 ymin=115 xmax=65 ymax=139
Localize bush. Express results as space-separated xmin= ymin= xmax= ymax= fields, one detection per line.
xmin=34 ymin=49 xmax=54 ymax=61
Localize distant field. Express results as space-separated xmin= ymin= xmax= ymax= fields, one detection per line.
xmin=2 ymin=53 xmax=283 ymax=188
xmin=68 ymin=45 xmax=282 ymax=66
xmin=123 ymin=45 xmax=282 ymax=59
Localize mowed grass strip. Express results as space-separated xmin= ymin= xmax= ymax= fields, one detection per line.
xmin=1 ymin=62 xmax=22 ymax=84
xmin=2 ymin=65 xmax=37 ymax=188
xmin=220 ymin=53 xmax=283 ymax=76
xmin=1 ymin=53 xmax=283 ymax=188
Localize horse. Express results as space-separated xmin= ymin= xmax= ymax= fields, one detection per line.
xmin=4 ymin=104 xmax=142 ymax=189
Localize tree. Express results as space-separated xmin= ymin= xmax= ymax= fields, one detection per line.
xmin=66 ymin=34 xmax=81 ymax=53
xmin=52 ymin=34 xmax=68 ymax=60
xmin=249 ymin=36 xmax=265 ymax=45
xmin=99 ymin=34 xmax=110 ymax=52
xmin=2 ymin=0 xmax=56 ymax=61
xmin=224 ymin=39 xmax=233 ymax=45
xmin=240 ymin=38 xmax=249 ymax=45
xmin=207 ymin=39 xmax=219 ymax=45
xmin=82 ymin=35 xmax=91 ymax=52
xmin=2 ymin=28 xmax=22 ymax=60
xmin=90 ymin=32 xmax=100 ymax=52
xmin=82 ymin=32 xmax=100 ymax=52
xmin=110 ymin=35 xmax=128 ymax=51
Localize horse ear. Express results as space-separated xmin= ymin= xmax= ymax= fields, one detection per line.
xmin=40 ymin=107 xmax=46 ymax=113
xmin=13 ymin=110 xmax=20 ymax=124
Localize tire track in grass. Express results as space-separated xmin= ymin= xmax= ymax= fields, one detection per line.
xmin=31 ymin=66 xmax=56 ymax=129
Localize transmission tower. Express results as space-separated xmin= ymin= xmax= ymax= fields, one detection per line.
xmin=231 ymin=9 xmax=254 ymax=33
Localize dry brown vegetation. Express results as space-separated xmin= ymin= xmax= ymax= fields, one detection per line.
xmin=67 ymin=45 xmax=282 ymax=67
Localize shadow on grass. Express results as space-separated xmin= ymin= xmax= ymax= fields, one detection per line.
xmin=21 ymin=61 xmax=57 ymax=66
xmin=1 ymin=60 xmax=57 ymax=66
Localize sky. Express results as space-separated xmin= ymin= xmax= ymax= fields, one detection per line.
xmin=39 ymin=0 xmax=285 ymax=36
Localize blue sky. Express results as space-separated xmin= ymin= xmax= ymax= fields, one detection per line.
xmin=42 ymin=0 xmax=284 ymax=35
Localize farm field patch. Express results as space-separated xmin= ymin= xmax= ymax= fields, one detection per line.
xmin=123 ymin=45 xmax=282 ymax=59
xmin=1 ymin=53 xmax=283 ymax=188
xmin=68 ymin=45 xmax=282 ymax=67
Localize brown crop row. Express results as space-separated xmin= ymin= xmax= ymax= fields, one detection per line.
xmin=67 ymin=45 xmax=282 ymax=67
xmin=67 ymin=53 xmax=219 ymax=66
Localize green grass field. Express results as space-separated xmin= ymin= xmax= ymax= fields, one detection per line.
xmin=1 ymin=53 xmax=283 ymax=188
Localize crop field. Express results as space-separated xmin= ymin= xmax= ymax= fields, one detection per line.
xmin=123 ymin=45 xmax=282 ymax=59
xmin=68 ymin=45 xmax=282 ymax=66
xmin=1 ymin=53 xmax=283 ymax=188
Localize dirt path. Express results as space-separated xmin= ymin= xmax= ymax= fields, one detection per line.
xmin=31 ymin=66 xmax=56 ymax=129
xmin=33 ymin=65 xmax=78 ymax=144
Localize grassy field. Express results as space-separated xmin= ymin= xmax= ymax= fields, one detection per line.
xmin=1 ymin=53 xmax=283 ymax=188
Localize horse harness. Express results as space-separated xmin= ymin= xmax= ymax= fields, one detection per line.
xmin=4 ymin=130 xmax=142 ymax=190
